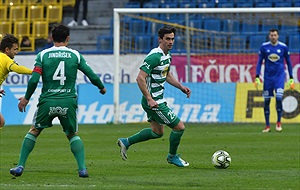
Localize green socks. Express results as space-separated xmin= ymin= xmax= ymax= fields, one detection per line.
xmin=70 ymin=136 xmax=86 ymax=170
xmin=126 ymin=128 xmax=184 ymax=155
xmin=128 ymin=128 xmax=163 ymax=145
xmin=18 ymin=133 xmax=37 ymax=167
xmin=169 ymin=130 xmax=184 ymax=155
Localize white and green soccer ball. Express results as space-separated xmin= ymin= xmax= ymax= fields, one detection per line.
xmin=212 ymin=150 xmax=231 ymax=169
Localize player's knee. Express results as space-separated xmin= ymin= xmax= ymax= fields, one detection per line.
xmin=29 ymin=125 xmax=41 ymax=136
xmin=67 ymin=132 xmax=78 ymax=140
xmin=172 ymin=121 xmax=185 ymax=131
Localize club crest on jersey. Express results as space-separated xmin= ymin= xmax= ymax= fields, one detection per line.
xmin=162 ymin=66 xmax=169 ymax=77
xmin=268 ymin=53 xmax=280 ymax=62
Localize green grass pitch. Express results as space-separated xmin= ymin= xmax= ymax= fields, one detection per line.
xmin=0 ymin=123 xmax=299 ymax=190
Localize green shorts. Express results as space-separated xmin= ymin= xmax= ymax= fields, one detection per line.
xmin=33 ymin=97 xmax=78 ymax=135
xmin=142 ymin=101 xmax=180 ymax=128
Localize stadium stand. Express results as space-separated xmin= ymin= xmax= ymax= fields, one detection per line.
xmin=134 ymin=35 xmax=152 ymax=53
xmin=203 ymin=19 xmax=221 ymax=31
xmin=288 ymin=34 xmax=300 ymax=52
xmin=223 ymin=19 xmax=240 ymax=33
xmin=229 ymin=35 xmax=247 ymax=52
xmin=249 ymin=35 xmax=267 ymax=51
xmin=96 ymin=35 xmax=113 ymax=54
xmin=4 ymin=0 xmax=292 ymax=53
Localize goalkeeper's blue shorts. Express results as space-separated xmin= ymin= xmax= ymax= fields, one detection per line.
xmin=262 ymin=74 xmax=285 ymax=99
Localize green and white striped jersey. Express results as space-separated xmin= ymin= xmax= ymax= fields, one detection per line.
xmin=140 ymin=47 xmax=171 ymax=105
xmin=34 ymin=46 xmax=104 ymax=99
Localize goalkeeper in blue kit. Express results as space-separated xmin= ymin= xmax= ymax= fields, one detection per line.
xmin=255 ymin=29 xmax=294 ymax=133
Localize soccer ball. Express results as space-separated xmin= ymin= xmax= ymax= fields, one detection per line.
xmin=212 ymin=150 xmax=231 ymax=169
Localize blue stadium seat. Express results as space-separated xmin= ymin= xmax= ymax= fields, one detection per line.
xmin=173 ymin=36 xmax=186 ymax=53
xmin=179 ymin=2 xmax=196 ymax=8
xmin=96 ymin=35 xmax=113 ymax=53
xmin=279 ymin=34 xmax=287 ymax=44
xmin=229 ymin=35 xmax=246 ymax=52
xmin=203 ymin=19 xmax=221 ymax=31
xmin=281 ymin=23 xmax=299 ymax=35
xmin=178 ymin=0 xmax=196 ymax=7
xmin=249 ymin=35 xmax=267 ymax=51
xmin=236 ymin=2 xmax=253 ymax=7
xmin=129 ymin=20 xmax=147 ymax=35
xmin=261 ymin=19 xmax=279 ymax=32
xmin=288 ymin=34 xmax=300 ymax=52
xmin=254 ymin=0 xmax=271 ymax=3
xmin=161 ymin=3 xmax=177 ymax=8
xmin=134 ymin=35 xmax=152 ymax=53
xmin=191 ymin=36 xmax=209 ymax=52
xmin=198 ymin=2 xmax=215 ymax=8
xmin=124 ymin=2 xmax=140 ymax=8
xmin=241 ymin=21 xmax=259 ymax=34
xmin=189 ymin=19 xmax=202 ymax=29
xmin=294 ymin=2 xmax=300 ymax=7
xmin=121 ymin=36 xmax=133 ymax=53
xmin=255 ymin=2 xmax=273 ymax=7
xmin=152 ymin=34 xmax=159 ymax=48
xmin=147 ymin=22 xmax=164 ymax=35
xmin=217 ymin=2 xmax=235 ymax=8
xmin=274 ymin=2 xmax=292 ymax=7
xmin=212 ymin=35 xmax=227 ymax=51
xmin=143 ymin=2 xmax=160 ymax=8
xmin=223 ymin=19 xmax=240 ymax=33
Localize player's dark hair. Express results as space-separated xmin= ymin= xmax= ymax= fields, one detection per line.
xmin=51 ymin=24 xmax=70 ymax=43
xmin=158 ymin=25 xmax=176 ymax=39
xmin=269 ymin=28 xmax=279 ymax=34
xmin=0 ymin=34 xmax=18 ymax=52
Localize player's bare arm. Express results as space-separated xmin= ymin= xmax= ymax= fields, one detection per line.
xmin=166 ymin=72 xmax=191 ymax=98
xmin=136 ymin=69 xmax=158 ymax=108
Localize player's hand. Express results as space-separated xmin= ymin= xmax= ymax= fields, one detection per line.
xmin=148 ymin=98 xmax=158 ymax=109
xmin=254 ymin=77 xmax=261 ymax=90
xmin=0 ymin=90 xmax=5 ymax=98
xmin=18 ymin=97 xmax=29 ymax=112
xmin=288 ymin=79 xmax=294 ymax=90
xmin=100 ymin=88 xmax=106 ymax=95
xmin=181 ymin=87 xmax=191 ymax=98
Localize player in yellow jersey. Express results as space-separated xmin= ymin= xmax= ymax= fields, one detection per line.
xmin=0 ymin=34 xmax=32 ymax=128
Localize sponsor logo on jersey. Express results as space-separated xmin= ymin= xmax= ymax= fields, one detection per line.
xmin=268 ymin=53 xmax=280 ymax=62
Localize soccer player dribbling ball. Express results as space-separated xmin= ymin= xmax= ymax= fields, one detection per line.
xmin=117 ymin=25 xmax=191 ymax=167
xmin=254 ymin=28 xmax=294 ymax=133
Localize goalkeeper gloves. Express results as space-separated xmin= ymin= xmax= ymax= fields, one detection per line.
xmin=254 ymin=76 xmax=261 ymax=90
xmin=288 ymin=78 xmax=294 ymax=90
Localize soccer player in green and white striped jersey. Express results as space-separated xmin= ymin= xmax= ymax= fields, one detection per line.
xmin=10 ymin=24 xmax=106 ymax=178
xmin=118 ymin=25 xmax=191 ymax=167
